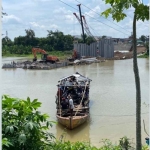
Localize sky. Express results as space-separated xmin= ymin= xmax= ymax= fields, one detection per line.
xmin=2 ymin=0 xmax=149 ymax=41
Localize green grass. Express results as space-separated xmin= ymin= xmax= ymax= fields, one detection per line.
xmin=138 ymin=53 xmax=149 ymax=58
xmin=49 ymin=140 xmax=149 ymax=150
xmin=2 ymin=51 xmax=73 ymax=60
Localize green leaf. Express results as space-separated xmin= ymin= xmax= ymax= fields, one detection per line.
xmin=10 ymin=126 xmax=14 ymax=134
xmin=29 ymin=122 xmax=33 ymax=130
xmin=32 ymin=99 xmax=38 ymax=103
xmin=2 ymin=138 xmax=13 ymax=147
xmin=101 ymin=8 xmax=112 ymax=18
xmin=25 ymin=123 xmax=29 ymax=132
xmin=43 ymin=114 xmax=49 ymax=119
xmin=5 ymin=126 xmax=10 ymax=134
xmin=32 ymin=102 xmax=41 ymax=109
xmin=18 ymin=133 xmax=26 ymax=144
xmin=27 ymin=97 xmax=30 ymax=104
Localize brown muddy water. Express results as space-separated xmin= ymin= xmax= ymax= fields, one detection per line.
xmin=2 ymin=57 xmax=149 ymax=147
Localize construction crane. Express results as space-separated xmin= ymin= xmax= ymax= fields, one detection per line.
xmin=73 ymin=13 xmax=97 ymax=41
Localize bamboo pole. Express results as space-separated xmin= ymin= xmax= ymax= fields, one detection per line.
xmin=58 ymin=85 xmax=61 ymax=116
xmin=75 ymin=82 xmax=88 ymax=116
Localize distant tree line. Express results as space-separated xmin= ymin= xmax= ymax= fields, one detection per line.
xmin=2 ymin=29 xmax=74 ymax=55
xmin=2 ymin=29 xmax=96 ymax=55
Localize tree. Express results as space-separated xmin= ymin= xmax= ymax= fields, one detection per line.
xmin=25 ymin=29 xmax=35 ymax=46
xmin=25 ymin=29 xmax=35 ymax=38
xmin=79 ymin=33 xmax=95 ymax=45
xmin=140 ymin=35 xmax=146 ymax=42
xmin=2 ymin=7 xmax=7 ymax=18
xmin=101 ymin=1 xmax=149 ymax=150
xmin=2 ymin=95 xmax=55 ymax=150
xmin=102 ymin=35 xmax=106 ymax=39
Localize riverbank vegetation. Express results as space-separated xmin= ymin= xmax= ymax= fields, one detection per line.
xmin=138 ymin=43 xmax=149 ymax=58
xmin=2 ymin=95 xmax=148 ymax=150
xmin=2 ymin=50 xmax=72 ymax=61
xmin=2 ymin=30 xmax=95 ymax=58
xmin=2 ymin=29 xmax=149 ymax=61
xmin=138 ymin=53 xmax=149 ymax=58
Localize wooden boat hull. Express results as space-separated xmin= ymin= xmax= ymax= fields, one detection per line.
xmin=56 ymin=114 xmax=89 ymax=129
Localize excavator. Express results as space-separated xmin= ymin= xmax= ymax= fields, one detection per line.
xmin=32 ymin=47 xmax=59 ymax=63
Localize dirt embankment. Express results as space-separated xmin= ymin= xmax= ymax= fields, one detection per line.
xmin=2 ymin=46 xmax=147 ymax=69
xmin=112 ymin=46 xmax=146 ymax=60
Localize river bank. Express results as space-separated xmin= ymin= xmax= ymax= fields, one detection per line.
xmin=2 ymin=46 xmax=147 ymax=70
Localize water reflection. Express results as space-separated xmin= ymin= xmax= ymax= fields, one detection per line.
xmin=56 ymin=120 xmax=90 ymax=143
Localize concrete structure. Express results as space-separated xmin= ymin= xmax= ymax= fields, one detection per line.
xmin=74 ymin=39 xmax=114 ymax=58
xmin=114 ymin=43 xmax=132 ymax=51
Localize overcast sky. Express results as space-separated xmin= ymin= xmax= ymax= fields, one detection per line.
xmin=2 ymin=0 xmax=149 ymax=40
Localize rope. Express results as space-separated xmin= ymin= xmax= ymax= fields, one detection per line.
xmin=74 ymin=81 xmax=88 ymax=116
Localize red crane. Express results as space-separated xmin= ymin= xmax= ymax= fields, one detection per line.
xmin=73 ymin=13 xmax=96 ymax=41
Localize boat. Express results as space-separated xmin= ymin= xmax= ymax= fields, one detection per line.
xmin=56 ymin=72 xmax=92 ymax=129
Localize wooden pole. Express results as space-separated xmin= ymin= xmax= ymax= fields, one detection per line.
xmin=58 ymin=86 xmax=61 ymax=116
xmin=75 ymin=82 xmax=88 ymax=116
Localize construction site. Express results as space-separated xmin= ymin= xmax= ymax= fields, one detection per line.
xmin=2 ymin=4 xmax=147 ymax=70
xmin=2 ymin=45 xmax=146 ymax=69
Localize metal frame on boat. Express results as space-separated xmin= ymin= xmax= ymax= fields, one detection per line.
xmin=56 ymin=72 xmax=92 ymax=129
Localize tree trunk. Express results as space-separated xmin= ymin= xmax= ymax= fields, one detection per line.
xmin=133 ymin=14 xmax=142 ymax=150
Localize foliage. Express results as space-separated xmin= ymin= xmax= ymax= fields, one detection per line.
xmin=102 ymin=35 xmax=106 ymax=39
xmin=145 ymin=42 xmax=149 ymax=55
xmin=142 ymin=145 xmax=149 ymax=150
xmin=2 ymin=30 xmax=74 ymax=55
xmin=48 ymin=138 xmax=148 ymax=150
xmin=2 ymin=7 xmax=7 ymax=17
xmin=140 ymin=35 xmax=146 ymax=43
xmin=79 ymin=33 xmax=96 ymax=45
xmin=101 ymin=0 xmax=149 ymax=22
xmin=2 ymin=95 xmax=55 ymax=150
xmin=138 ymin=54 xmax=149 ymax=58
xmin=49 ymin=140 xmax=121 ymax=150
xmin=119 ymin=137 xmax=133 ymax=150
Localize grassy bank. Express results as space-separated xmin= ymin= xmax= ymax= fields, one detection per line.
xmin=2 ymin=51 xmax=72 ymax=61
xmin=138 ymin=53 xmax=149 ymax=58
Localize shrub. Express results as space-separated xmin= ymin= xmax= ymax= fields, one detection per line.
xmin=2 ymin=95 xmax=55 ymax=150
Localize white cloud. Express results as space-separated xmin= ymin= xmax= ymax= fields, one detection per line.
xmin=53 ymin=7 xmax=75 ymax=24
xmin=29 ymin=22 xmax=45 ymax=28
xmin=49 ymin=24 xmax=59 ymax=29
xmin=53 ymin=7 xmax=71 ymax=15
xmin=2 ymin=15 xmax=21 ymax=24
xmin=2 ymin=0 xmax=149 ymax=40
xmin=84 ymin=5 xmax=101 ymax=18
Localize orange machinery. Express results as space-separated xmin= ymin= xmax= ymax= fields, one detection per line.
xmin=68 ymin=50 xmax=81 ymax=61
xmin=32 ymin=47 xmax=59 ymax=63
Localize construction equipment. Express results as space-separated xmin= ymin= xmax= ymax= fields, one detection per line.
xmin=68 ymin=50 xmax=81 ymax=62
xmin=32 ymin=47 xmax=59 ymax=63
xmin=73 ymin=13 xmax=97 ymax=41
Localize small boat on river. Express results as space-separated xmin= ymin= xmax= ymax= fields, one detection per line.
xmin=55 ymin=72 xmax=92 ymax=129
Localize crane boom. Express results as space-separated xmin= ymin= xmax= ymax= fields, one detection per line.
xmin=73 ymin=13 xmax=96 ymax=41
xmin=73 ymin=13 xmax=81 ymax=24
xmin=82 ymin=16 xmax=96 ymax=41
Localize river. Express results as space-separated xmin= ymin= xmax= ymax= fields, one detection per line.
xmin=2 ymin=57 xmax=149 ymax=147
